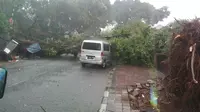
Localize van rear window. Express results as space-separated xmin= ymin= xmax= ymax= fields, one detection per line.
xmin=82 ymin=42 xmax=101 ymax=50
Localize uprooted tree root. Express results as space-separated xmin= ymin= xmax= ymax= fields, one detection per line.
xmin=166 ymin=19 xmax=200 ymax=112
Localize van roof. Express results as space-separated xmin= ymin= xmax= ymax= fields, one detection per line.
xmin=83 ymin=40 xmax=109 ymax=44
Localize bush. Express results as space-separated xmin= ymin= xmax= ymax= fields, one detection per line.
xmin=153 ymin=27 xmax=171 ymax=53
xmin=44 ymin=47 xmax=57 ymax=57
xmin=109 ymin=21 xmax=169 ymax=66
xmin=110 ymin=36 xmax=154 ymax=66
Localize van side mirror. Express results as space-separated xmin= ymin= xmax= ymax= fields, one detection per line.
xmin=0 ymin=68 xmax=7 ymax=99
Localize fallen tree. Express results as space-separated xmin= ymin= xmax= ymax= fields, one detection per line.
xmin=40 ymin=36 xmax=83 ymax=57
xmin=166 ymin=19 xmax=200 ymax=112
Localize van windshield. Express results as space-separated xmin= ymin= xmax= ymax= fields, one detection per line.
xmin=82 ymin=42 xmax=101 ymax=51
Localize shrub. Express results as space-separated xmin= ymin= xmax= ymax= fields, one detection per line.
xmin=109 ymin=21 xmax=169 ymax=66
xmin=44 ymin=47 xmax=57 ymax=57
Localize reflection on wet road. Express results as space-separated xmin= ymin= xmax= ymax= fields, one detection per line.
xmin=0 ymin=59 xmax=109 ymax=112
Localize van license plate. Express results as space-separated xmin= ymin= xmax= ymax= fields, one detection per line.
xmin=87 ymin=56 xmax=94 ymax=59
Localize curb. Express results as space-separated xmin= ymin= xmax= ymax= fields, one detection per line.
xmin=98 ymin=68 xmax=115 ymax=112
xmin=99 ymin=88 xmax=109 ymax=112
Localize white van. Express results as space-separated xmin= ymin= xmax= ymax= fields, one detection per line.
xmin=80 ymin=40 xmax=111 ymax=68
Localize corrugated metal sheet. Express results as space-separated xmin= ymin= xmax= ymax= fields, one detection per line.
xmin=4 ymin=40 xmax=18 ymax=54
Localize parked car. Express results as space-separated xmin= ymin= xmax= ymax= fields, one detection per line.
xmin=80 ymin=40 xmax=111 ymax=68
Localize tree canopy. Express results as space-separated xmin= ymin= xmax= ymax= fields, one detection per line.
xmin=112 ymin=0 xmax=170 ymax=25
xmin=0 ymin=12 xmax=8 ymax=35
xmin=109 ymin=20 xmax=171 ymax=66
xmin=0 ymin=0 xmax=170 ymax=40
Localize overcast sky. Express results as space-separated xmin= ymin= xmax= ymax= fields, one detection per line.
xmin=110 ymin=0 xmax=200 ymax=26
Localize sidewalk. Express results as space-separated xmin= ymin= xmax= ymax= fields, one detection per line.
xmin=114 ymin=66 xmax=150 ymax=87
xmin=99 ymin=65 xmax=160 ymax=112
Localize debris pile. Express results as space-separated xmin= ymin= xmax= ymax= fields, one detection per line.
xmin=167 ymin=19 xmax=200 ymax=111
xmin=127 ymin=80 xmax=163 ymax=112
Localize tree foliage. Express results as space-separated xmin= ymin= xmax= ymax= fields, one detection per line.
xmin=153 ymin=27 xmax=171 ymax=53
xmin=0 ymin=12 xmax=8 ymax=34
xmin=112 ymin=0 xmax=170 ymax=25
xmin=109 ymin=21 xmax=170 ymax=66
xmin=0 ymin=0 xmax=170 ymax=40
xmin=0 ymin=0 xmax=171 ymax=58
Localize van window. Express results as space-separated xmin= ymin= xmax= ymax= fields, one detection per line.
xmin=103 ymin=44 xmax=110 ymax=51
xmin=82 ymin=42 xmax=101 ymax=51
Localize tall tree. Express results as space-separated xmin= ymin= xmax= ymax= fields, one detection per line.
xmin=0 ymin=0 xmax=170 ymax=40
xmin=111 ymin=0 xmax=170 ymax=25
xmin=0 ymin=12 xmax=8 ymax=37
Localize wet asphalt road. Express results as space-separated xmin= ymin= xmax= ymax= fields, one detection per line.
xmin=0 ymin=58 xmax=109 ymax=112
